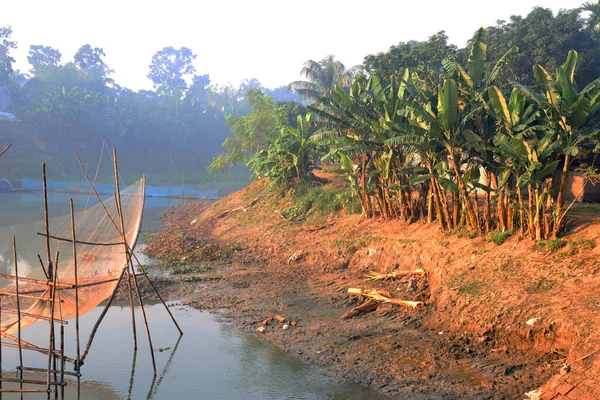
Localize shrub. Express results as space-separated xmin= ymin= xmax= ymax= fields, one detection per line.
xmin=547 ymin=239 xmax=566 ymax=252
xmin=488 ymin=231 xmax=513 ymax=245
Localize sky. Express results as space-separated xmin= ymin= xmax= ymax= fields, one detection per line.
xmin=1 ymin=0 xmax=590 ymax=92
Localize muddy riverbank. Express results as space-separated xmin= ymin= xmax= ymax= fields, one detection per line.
xmin=137 ymin=176 xmax=600 ymax=399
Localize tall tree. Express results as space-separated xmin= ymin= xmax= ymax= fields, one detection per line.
xmin=74 ymin=44 xmax=114 ymax=85
xmin=148 ymin=47 xmax=197 ymax=98
xmin=581 ymin=1 xmax=600 ymax=31
xmin=363 ymin=31 xmax=458 ymax=80
xmin=0 ymin=27 xmax=16 ymax=83
xmin=288 ymin=55 xmax=358 ymax=101
xmin=27 ymin=45 xmax=62 ymax=71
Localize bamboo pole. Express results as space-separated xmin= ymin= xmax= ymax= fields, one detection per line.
xmin=80 ymin=268 xmax=126 ymax=363
xmin=42 ymin=162 xmax=52 ymax=400
xmin=0 ymin=274 xmax=74 ymax=288
xmin=0 ymin=143 xmax=12 ymax=158
xmin=12 ymin=236 xmax=23 ymax=398
xmin=60 ymin=325 xmax=64 ymax=400
xmin=37 ymin=255 xmax=49 ymax=280
xmin=50 ymin=252 xmax=59 ymax=400
xmin=113 ymin=148 xmax=156 ymax=374
xmin=114 ymin=192 xmax=137 ymax=351
xmin=75 ymin=150 xmax=183 ymax=335
xmin=0 ymin=292 xmax=61 ymax=302
xmin=129 ymin=252 xmax=183 ymax=336
xmin=36 ymin=233 xmax=124 ymax=247
xmin=69 ymin=199 xmax=82 ymax=397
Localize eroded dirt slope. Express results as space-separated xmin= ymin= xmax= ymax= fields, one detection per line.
xmin=143 ymin=176 xmax=600 ymax=399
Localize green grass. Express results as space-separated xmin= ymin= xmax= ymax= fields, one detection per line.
xmin=448 ymin=272 xmax=487 ymax=296
xmin=179 ymin=275 xmax=220 ymax=283
xmin=547 ymin=239 xmax=566 ymax=252
xmin=171 ymin=263 xmax=213 ymax=275
xmin=571 ymin=204 xmax=600 ymax=216
xmin=526 ymin=277 xmax=557 ymax=293
xmin=488 ymin=231 xmax=513 ymax=245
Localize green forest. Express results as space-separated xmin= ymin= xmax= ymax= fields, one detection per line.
xmin=1 ymin=3 xmax=600 ymax=234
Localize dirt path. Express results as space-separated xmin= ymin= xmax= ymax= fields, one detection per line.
xmin=139 ymin=179 xmax=600 ymax=399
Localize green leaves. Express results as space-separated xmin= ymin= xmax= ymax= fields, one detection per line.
xmin=467 ymin=28 xmax=488 ymax=85
xmin=438 ymin=79 xmax=458 ymax=131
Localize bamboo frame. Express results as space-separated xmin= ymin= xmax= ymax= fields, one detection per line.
xmin=0 ymin=150 xmax=182 ymax=395
xmin=113 ymin=149 xmax=156 ymax=375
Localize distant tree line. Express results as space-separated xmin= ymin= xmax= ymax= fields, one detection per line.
xmin=0 ymin=30 xmax=301 ymax=181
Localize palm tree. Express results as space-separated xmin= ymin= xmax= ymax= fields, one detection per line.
xmin=581 ymin=1 xmax=600 ymax=31
xmin=288 ymin=55 xmax=359 ymax=101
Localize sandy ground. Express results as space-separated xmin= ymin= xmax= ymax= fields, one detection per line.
xmin=134 ymin=176 xmax=600 ymax=399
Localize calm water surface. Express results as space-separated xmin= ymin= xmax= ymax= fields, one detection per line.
xmin=0 ymin=191 xmax=387 ymax=399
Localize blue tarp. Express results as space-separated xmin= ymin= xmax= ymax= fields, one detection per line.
xmin=17 ymin=179 xmax=219 ymax=199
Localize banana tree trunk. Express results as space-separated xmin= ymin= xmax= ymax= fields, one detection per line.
xmin=553 ymin=154 xmax=571 ymax=238
xmin=449 ymin=152 xmax=478 ymax=231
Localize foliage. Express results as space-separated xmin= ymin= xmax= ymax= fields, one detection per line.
xmin=0 ymin=26 xmax=16 ymax=82
xmin=248 ymin=114 xmax=319 ymax=185
xmin=363 ymin=31 xmax=458 ymax=81
xmin=208 ymin=89 xmax=302 ymax=174
xmin=547 ymin=239 xmax=566 ymax=252
xmin=305 ymin=28 xmax=600 ymax=240
xmin=288 ymin=55 xmax=359 ymax=101
xmin=488 ymin=231 xmax=513 ymax=245
xmin=148 ymin=47 xmax=197 ymax=98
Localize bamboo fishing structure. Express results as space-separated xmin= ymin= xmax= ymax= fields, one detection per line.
xmin=0 ymin=149 xmax=182 ymax=397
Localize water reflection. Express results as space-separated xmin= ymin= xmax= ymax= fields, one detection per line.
xmin=0 ymin=191 xmax=387 ymax=399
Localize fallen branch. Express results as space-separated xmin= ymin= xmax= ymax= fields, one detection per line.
xmin=347 ymin=288 xmax=424 ymax=309
xmin=340 ymin=299 xmax=379 ymax=319
xmin=365 ymin=269 xmax=426 ymax=281
xmin=216 ymin=207 xmax=247 ymax=219
xmin=304 ymin=223 xmax=335 ymax=232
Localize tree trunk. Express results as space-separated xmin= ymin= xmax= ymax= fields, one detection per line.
xmin=553 ymin=154 xmax=571 ymax=238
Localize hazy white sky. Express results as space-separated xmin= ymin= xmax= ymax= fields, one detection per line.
xmin=1 ymin=0 xmax=589 ymax=91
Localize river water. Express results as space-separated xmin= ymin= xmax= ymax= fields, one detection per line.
xmin=0 ymin=190 xmax=387 ymax=399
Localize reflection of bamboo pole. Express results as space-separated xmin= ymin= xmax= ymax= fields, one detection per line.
xmin=69 ymin=199 xmax=81 ymax=398
xmin=114 ymin=192 xmax=137 ymax=350
xmin=146 ymin=334 xmax=183 ymax=399
xmin=0 ymin=310 xmax=67 ymax=324
xmin=129 ymin=252 xmax=183 ymax=336
xmin=20 ymin=367 xmax=77 ymax=377
xmin=80 ymin=268 xmax=126 ymax=363
xmin=126 ymin=350 xmax=137 ymax=400
xmin=0 ymin=390 xmax=50 ymax=393
xmin=0 ymin=274 xmax=74 ymax=288
xmin=12 ymin=236 xmax=23 ymax=398
xmin=0 ymin=341 xmax=75 ymax=364
xmin=113 ymin=149 xmax=156 ymax=375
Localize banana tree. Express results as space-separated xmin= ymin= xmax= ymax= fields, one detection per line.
xmin=443 ymin=27 xmax=519 ymax=231
xmin=309 ymin=74 xmax=420 ymax=219
xmin=514 ymin=50 xmax=600 ymax=236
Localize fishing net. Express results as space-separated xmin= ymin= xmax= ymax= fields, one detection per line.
xmin=0 ymin=178 xmax=145 ymax=335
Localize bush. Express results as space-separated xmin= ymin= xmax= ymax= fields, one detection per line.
xmin=547 ymin=239 xmax=566 ymax=252
xmin=488 ymin=231 xmax=513 ymax=245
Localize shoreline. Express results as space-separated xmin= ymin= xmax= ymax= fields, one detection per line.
xmin=138 ymin=178 xmax=600 ymax=399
